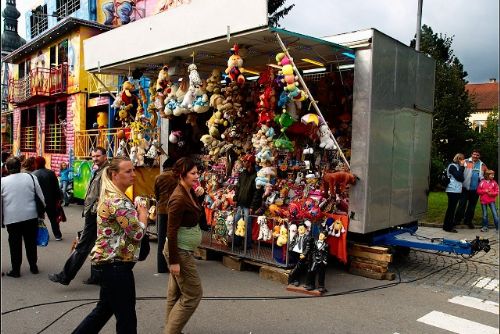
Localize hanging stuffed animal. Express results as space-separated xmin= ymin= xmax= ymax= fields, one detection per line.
xmin=225 ymin=44 xmax=245 ymax=85
xmin=156 ymin=65 xmax=170 ymax=93
xmin=328 ymin=219 xmax=345 ymax=237
xmin=225 ymin=213 xmax=234 ymax=237
xmin=116 ymin=139 xmax=128 ymax=157
xmin=276 ymin=224 xmax=288 ymax=247
xmin=257 ymin=216 xmax=272 ymax=241
xmin=322 ymin=170 xmax=356 ymax=198
xmin=318 ymin=123 xmax=336 ymax=150
xmin=234 ymin=218 xmax=246 ymax=237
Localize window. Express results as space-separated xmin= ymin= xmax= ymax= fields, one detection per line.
xmin=49 ymin=46 xmax=57 ymax=68
xmin=55 ymin=0 xmax=80 ymax=21
xmin=58 ymin=40 xmax=68 ymax=64
xmin=18 ymin=61 xmax=25 ymax=79
xmin=45 ymin=102 xmax=67 ymax=153
xmin=20 ymin=108 xmax=37 ymax=152
xmin=30 ymin=5 xmax=48 ymax=38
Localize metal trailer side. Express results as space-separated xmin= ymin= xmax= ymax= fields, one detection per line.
xmin=325 ymin=29 xmax=436 ymax=234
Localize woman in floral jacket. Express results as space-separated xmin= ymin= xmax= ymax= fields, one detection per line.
xmin=73 ymin=156 xmax=148 ymax=334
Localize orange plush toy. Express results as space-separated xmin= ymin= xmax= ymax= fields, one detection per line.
xmin=322 ymin=171 xmax=356 ymax=197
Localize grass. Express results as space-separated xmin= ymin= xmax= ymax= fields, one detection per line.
xmin=424 ymin=191 xmax=487 ymax=226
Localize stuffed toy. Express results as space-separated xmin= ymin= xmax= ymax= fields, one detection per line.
xmin=234 ymin=218 xmax=246 ymax=237
xmin=318 ymin=123 xmax=336 ymax=150
xmin=274 ymin=135 xmax=294 ymax=152
xmin=328 ymin=219 xmax=345 ymax=237
xmin=206 ymin=68 xmax=222 ymax=93
xmin=136 ymin=139 xmax=147 ymax=167
xmin=257 ymin=216 xmax=272 ymax=241
xmin=272 ymin=225 xmax=281 ymax=238
xmin=192 ymin=85 xmax=210 ymax=113
xmin=120 ymin=81 xmax=139 ymax=108
xmin=209 ymin=87 xmax=224 ymax=109
xmin=255 ymin=166 xmax=276 ymax=189
xmin=305 ymin=229 xmax=329 ymax=292
xmin=145 ymin=138 xmax=161 ymax=160
xmin=322 ymin=171 xmax=356 ymax=197
xmin=163 ymin=84 xmax=179 ymax=117
xmin=276 ymin=224 xmax=288 ymax=247
xmin=117 ymin=104 xmax=133 ymax=126
xmin=288 ymin=223 xmax=298 ymax=242
xmin=116 ymin=139 xmax=128 ymax=157
xmin=188 ymin=63 xmax=202 ymax=87
xmin=169 ymin=130 xmax=183 ymax=144
xmin=129 ymin=146 xmax=138 ymax=165
xmin=225 ymin=44 xmax=245 ymax=85
xmin=213 ymin=214 xmax=229 ymax=245
xmin=274 ymin=110 xmax=295 ymax=133
xmin=156 ymin=65 xmax=170 ymax=93
xmin=147 ymin=103 xmax=159 ymax=129
xmin=225 ymin=213 xmax=234 ymax=237
xmin=97 ymin=112 xmax=108 ymax=129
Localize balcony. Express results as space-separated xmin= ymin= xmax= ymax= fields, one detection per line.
xmin=8 ymin=64 xmax=68 ymax=105
xmin=74 ymin=127 xmax=122 ymax=158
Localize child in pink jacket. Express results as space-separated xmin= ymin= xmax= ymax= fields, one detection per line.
xmin=477 ymin=170 xmax=499 ymax=232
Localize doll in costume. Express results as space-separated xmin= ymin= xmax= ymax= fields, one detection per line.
xmin=304 ymin=229 xmax=329 ymax=292
xmin=287 ymin=223 xmax=313 ymax=286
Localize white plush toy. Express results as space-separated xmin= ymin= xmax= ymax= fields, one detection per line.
xmin=318 ymin=123 xmax=336 ymax=150
xmin=163 ymin=84 xmax=178 ymax=116
xmin=129 ymin=146 xmax=138 ymax=165
xmin=257 ymin=216 xmax=272 ymax=241
xmin=225 ymin=214 xmax=234 ymax=236
xmin=187 ymin=63 xmax=202 ymax=87
xmin=288 ymin=223 xmax=297 ymax=242
xmin=116 ymin=139 xmax=128 ymax=157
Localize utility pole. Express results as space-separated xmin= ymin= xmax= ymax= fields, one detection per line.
xmin=415 ymin=0 xmax=423 ymax=51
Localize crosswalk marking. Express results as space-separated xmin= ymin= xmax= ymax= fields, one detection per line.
xmin=448 ymin=295 xmax=499 ymax=314
xmin=471 ymin=277 xmax=499 ymax=291
xmin=417 ymin=311 xmax=498 ymax=334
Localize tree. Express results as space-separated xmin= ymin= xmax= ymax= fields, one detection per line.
xmin=268 ymin=0 xmax=295 ymax=27
xmin=474 ymin=107 xmax=498 ymax=174
xmin=411 ymin=25 xmax=476 ymax=189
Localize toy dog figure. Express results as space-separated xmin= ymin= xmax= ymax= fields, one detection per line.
xmin=322 ymin=171 xmax=356 ymax=198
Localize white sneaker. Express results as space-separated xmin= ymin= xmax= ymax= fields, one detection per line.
xmin=480 ymin=227 xmax=488 ymax=232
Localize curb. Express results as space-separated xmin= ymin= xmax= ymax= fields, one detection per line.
xmin=418 ymin=222 xmax=497 ymax=229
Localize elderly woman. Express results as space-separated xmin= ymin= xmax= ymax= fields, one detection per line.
xmin=443 ymin=153 xmax=466 ymax=232
xmin=72 ymin=156 xmax=148 ymax=334
xmin=163 ymin=157 xmax=204 ymax=334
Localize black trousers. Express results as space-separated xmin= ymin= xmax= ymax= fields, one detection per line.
xmin=455 ymin=189 xmax=479 ymax=225
xmin=60 ymin=213 xmax=97 ymax=282
xmin=157 ymin=213 xmax=169 ymax=273
xmin=72 ymin=262 xmax=137 ymax=334
xmin=45 ymin=205 xmax=62 ymax=239
xmin=288 ymin=257 xmax=309 ymax=284
xmin=6 ymin=218 xmax=38 ymax=273
xmin=443 ymin=192 xmax=462 ymax=230
xmin=306 ymin=263 xmax=326 ymax=288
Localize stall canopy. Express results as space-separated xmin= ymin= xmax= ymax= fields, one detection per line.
xmin=84 ymin=26 xmax=355 ymax=78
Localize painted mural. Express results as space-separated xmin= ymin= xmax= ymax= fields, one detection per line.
xmin=96 ymin=0 xmax=191 ymax=27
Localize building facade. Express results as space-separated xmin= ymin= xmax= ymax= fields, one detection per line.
xmin=466 ymin=78 xmax=499 ymax=132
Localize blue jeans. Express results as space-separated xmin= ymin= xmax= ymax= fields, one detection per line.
xmin=481 ymin=202 xmax=499 ymax=229
xmin=60 ymin=180 xmax=69 ymax=204
xmin=234 ymin=206 xmax=252 ymax=248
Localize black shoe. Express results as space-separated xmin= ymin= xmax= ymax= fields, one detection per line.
xmin=6 ymin=270 xmax=20 ymax=278
xmin=30 ymin=266 xmax=39 ymax=274
xmin=48 ymin=273 xmax=69 ymax=285
xmin=64 ymin=202 xmax=69 ymax=207
xmin=304 ymin=285 xmax=315 ymax=291
xmin=317 ymin=287 xmax=327 ymax=293
xmin=293 ymin=281 xmax=300 ymax=287
xmin=467 ymin=224 xmax=475 ymax=229
xmin=82 ymin=277 xmax=99 ymax=285
xmin=443 ymin=228 xmax=458 ymax=233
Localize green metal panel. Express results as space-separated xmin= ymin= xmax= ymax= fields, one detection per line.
xmin=72 ymin=160 xmax=93 ymax=199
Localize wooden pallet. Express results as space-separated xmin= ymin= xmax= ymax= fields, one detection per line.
xmin=348 ymin=244 xmax=395 ymax=281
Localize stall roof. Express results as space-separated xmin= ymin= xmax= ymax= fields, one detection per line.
xmin=86 ymin=27 xmax=355 ymax=77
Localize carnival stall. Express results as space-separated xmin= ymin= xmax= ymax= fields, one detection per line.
xmin=82 ymin=0 xmax=435 ymax=271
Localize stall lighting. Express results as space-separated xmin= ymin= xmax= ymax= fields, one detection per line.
xmin=267 ymin=64 xmax=282 ymax=70
xmin=338 ymin=64 xmax=355 ymax=70
xmin=342 ymin=52 xmax=356 ymax=59
xmin=246 ymin=76 xmax=260 ymax=81
xmin=303 ymin=67 xmax=326 ymax=74
xmin=301 ymin=58 xmax=324 ymax=67
xmin=244 ymin=69 xmax=260 ymax=76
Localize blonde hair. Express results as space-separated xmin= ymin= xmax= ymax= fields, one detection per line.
xmin=98 ymin=157 xmax=131 ymax=207
xmin=452 ymin=153 xmax=464 ymax=163
xmin=484 ymin=169 xmax=495 ymax=178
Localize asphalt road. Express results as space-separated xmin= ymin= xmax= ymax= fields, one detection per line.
xmin=2 ymin=204 xmax=498 ymax=333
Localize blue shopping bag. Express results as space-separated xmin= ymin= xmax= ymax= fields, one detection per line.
xmin=36 ymin=219 xmax=49 ymax=247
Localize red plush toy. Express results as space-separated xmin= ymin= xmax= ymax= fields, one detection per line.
xmin=322 ymin=171 xmax=356 ymax=197
xmin=225 ymin=44 xmax=245 ymax=85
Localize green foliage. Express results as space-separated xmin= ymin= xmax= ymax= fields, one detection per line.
xmin=425 ymin=192 xmax=483 ymax=225
xmin=268 ymin=0 xmax=295 ymax=27
xmin=411 ymin=25 xmax=476 ymax=189
xmin=474 ymin=107 xmax=499 ymax=173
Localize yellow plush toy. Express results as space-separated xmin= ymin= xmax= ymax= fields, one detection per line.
xmin=234 ymin=218 xmax=246 ymax=237
xmin=276 ymin=224 xmax=288 ymax=247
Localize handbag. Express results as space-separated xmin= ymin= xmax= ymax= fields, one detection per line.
xmin=29 ymin=174 xmax=45 ymax=218
xmin=138 ymin=233 xmax=150 ymax=261
xmin=36 ymin=219 xmax=49 ymax=247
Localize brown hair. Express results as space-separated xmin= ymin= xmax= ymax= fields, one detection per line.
xmin=6 ymin=157 xmax=21 ymax=173
xmin=452 ymin=153 xmax=465 ymax=163
xmin=35 ymin=156 xmax=46 ymax=169
xmin=484 ymin=169 xmax=495 ymax=178
xmin=106 ymin=156 xmax=131 ymax=179
xmin=93 ymin=146 xmax=107 ymax=156
xmin=172 ymin=157 xmax=197 ymax=178
xmin=60 ymin=161 xmax=68 ymax=170
xmin=22 ymin=157 xmax=36 ymax=172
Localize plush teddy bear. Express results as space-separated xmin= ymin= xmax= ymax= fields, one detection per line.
xmin=257 ymin=216 xmax=272 ymax=241
xmin=192 ymin=85 xmax=210 ymax=113
xmin=206 ymin=68 xmax=221 ymax=93
xmin=225 ymin=44 xmax=245 ymax=85
xmin=163 ymin=84 xmax=178 ymax=117
xmin=255 ymin=166 xmax=276 ymax=189
xmin=209 ymin=87 xmax=224 ymax=110
xmin=318 ymin=123 xmax=336 ymax=150
xmin=156 ymin=65 xmax=170 ymax=93
xmin=234 ymin=218 xmax=246 ymax=237
xmin=276 ymin=224 xmax=288 ymax=247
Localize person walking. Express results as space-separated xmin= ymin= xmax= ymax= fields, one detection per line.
xmin=49 ymin=147 xmax=108 ymax=286
xmin=21 ymin=156 xmax=36 ymax=173
xmin=72 ymin=156 xmax=148 ymax=334
xmin=1 ymin=157 xmax=44 ymax=277
xmin=455 ymin=149 xmax=488 ymax=228
xmin=154 ymin=158 xmax=178 ymax=273
xmin=442 ymin=153 xmax=466 ymax=233
xmin=163 ymin=157 xmax=204 ymax=334
xmin=476 ymin=170 xmax=499 ymax=232
xmin=33 ymin=156 xmax=63 ymax=240
xmin=59 ymin=161 xmax=72 ymax=207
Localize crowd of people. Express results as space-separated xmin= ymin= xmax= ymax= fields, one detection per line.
xmin=443 ymin=149 xmax=498 ymax=233
xmin=2 ymin=146 xmax=497 ymax=333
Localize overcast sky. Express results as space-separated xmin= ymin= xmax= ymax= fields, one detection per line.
xmin=2 ymin=0 xmax=498 ymax=83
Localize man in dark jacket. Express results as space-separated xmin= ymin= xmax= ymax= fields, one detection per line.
xmin=233 ymin=154 xmax=261 ymax=250
xmin=49 ymin=147 xmax=108 ymax=285
xmin=33 ymin=156 xmax=63 ymax=240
